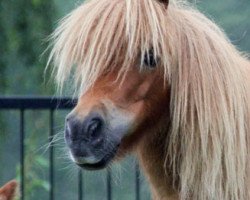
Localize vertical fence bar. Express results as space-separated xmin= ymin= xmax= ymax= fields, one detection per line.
xmin=107 ymin=169 xmax=112 ymax=200
xmin=20 ymin=109 xmax=25 ymax=200
xmin=135 ymin=163 xmax=140 ymax=200
xmin=78 ymin=169 xmax=83 ymax=200
xmin=49 ymin=110 xmax=54 ymax=200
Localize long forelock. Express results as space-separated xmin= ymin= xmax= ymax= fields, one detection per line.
xmin=48 ymin=0 xmax=171 ymax=95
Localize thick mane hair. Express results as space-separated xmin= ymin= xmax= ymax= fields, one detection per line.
xmin=48 ymin=0 xmax=250 ymax=199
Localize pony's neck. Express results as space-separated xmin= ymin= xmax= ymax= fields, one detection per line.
xmin=137 ymin=122 xmax=178 ymax=200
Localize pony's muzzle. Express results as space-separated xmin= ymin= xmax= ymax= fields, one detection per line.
xmin=65 ymin=113 xmax=105 ymax=163
xmin=64 ymin=104 xmax=134 ymax=170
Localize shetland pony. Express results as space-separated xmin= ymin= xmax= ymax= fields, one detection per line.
xmin=48 ymin=0 xmax=250 ymax=199
xmin=0 ymin=180 xmax=18 ymax=200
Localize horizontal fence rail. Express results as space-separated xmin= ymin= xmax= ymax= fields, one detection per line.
xmin=0 ymin=96 xmax=77 ymax=109
xmin=0 ymin=96 xmax=141 ymax=200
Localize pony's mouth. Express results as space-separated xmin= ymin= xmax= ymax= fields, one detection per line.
xmin=75 ymin=144 xmax=119 ymax=170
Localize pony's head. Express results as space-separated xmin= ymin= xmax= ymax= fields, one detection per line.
xmin=49 ymin=0 xmax=172 ymax=170
xmin=49 ymin=0 xmax=249 ymax=199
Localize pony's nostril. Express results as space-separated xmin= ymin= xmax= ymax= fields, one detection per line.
xmin=87 ymin=118 xmax=102 ymax=139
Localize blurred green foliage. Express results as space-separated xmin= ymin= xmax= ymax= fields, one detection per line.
xmin=0 ymin=0 xmax=55 ymax=95
xmin=197 ymin=0 xmax=250 ymax=53
xmin=0 ymin=0 xmax=57 ymax=199
xmin=0 ymin=0 xmax=249 ymax=200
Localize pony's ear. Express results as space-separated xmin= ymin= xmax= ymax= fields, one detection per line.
xmin=158 ymin=0 xmax=169 ymax=8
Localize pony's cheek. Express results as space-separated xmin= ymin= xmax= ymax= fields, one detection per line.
xmin=104 ymin=101 xmax=149 ymax=142
xmin=124 ymin=100 xmax=152 ymax=132
xmin=127 ymin=100 xmax=147 ymax=120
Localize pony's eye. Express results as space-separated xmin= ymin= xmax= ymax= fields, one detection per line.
xmin=143 ymin=49 xmax=157 ymax=68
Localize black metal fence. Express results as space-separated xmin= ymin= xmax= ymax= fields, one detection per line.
xmin=0 ymin=97 xmax=141 ymax=200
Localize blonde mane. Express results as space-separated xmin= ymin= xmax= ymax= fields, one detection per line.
xmin=48 ymin=0 xmax=250 ymax=199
